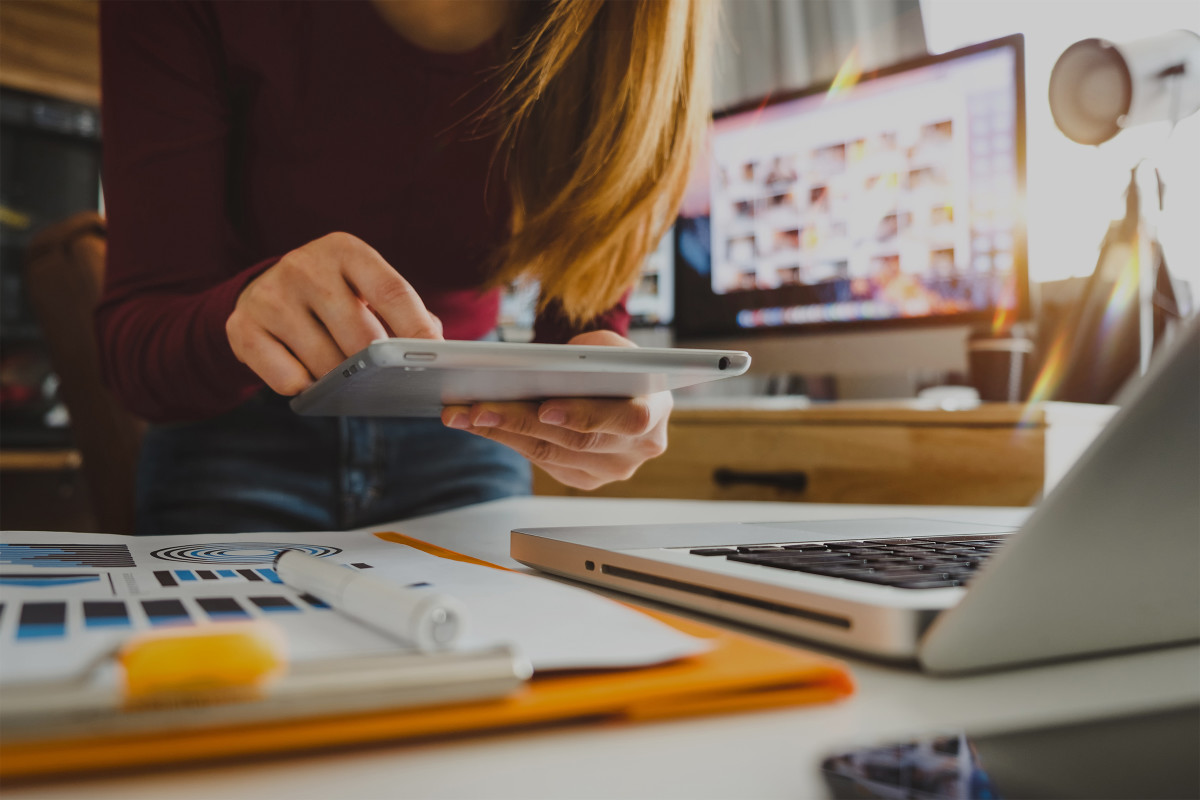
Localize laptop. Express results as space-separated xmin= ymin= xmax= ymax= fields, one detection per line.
xmin=512 ymin=317 xmax=1199 ymax=674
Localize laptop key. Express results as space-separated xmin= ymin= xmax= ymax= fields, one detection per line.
xmin=689 ymin=548 xmax=738 ymax=556
xmin=798 ymin=559 xmax=871 ymax=569
xmin=728 ymin=550 xmax=805 ymax=559
xmin=728 ymin=555 xmax=867 ymax=570
xmin=729 ymin=554 xmax=844 ymax=566
xmin=804 ymin=566 xmax=879 ymax=578
xmin=736 ymin=545 xmax=785 ymax=553
xmin=789 ymin=556 xmax=870 ymax=566
xmin=866 ymin=570 xmax=953 ymax=583
xmin=892 ymin=579 xmax=963 ymax=589
xmin=780 ymin=544 xmax=831 ymax=551
xmin=738 ymin=559 xmax=858 ymax=573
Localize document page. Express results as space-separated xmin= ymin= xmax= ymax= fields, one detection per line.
xmin=0 ymin=529 xmax=708 ymax=685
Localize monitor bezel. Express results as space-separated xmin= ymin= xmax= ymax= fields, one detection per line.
xmin=673 ymin=33 xmax=1029 ymax=342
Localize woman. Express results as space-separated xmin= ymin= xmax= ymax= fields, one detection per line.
xmin=97 ymin=0 xmax=714 ymax=534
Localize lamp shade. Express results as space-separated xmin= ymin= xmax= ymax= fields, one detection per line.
xmin=1049 ymin=30 xmax=1200 ymax=145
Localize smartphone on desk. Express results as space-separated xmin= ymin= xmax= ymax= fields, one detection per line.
xmin=290 ymin=338 xmax=751 ymax=417
xmin=820 ymin=706 xmax=1198 ymax=800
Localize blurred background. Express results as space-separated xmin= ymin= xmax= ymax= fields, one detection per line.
xmin=715 ymin=0 xmax=1198 ymax=292
xmin=1 ymin=0 xmax=1197 ymax=527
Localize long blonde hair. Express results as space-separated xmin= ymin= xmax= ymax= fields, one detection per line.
xmin=489 ymin=0 xmax=715 ymax=325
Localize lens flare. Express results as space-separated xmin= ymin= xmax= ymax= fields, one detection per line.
xmin=1021 ymin=235 xmax=1141 ymax=424
xmin=991 ymin=303 xmax=1014 ymax=336
xmin=825 ymin=47 xmax=863 ymax=102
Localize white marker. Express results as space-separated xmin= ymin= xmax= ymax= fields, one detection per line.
xmin=274 ymin=550 xmax=466 ymax=652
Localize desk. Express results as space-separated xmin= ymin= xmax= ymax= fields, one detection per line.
xmin=6 ymin=497 xmax=1197 ymax=800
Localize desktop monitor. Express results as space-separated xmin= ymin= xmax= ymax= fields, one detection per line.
xmin=674 ymin=35 xmax=1028 ymax=382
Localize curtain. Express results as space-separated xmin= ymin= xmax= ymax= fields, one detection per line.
xmin=714 ymin=0 xmax=929 ymax=110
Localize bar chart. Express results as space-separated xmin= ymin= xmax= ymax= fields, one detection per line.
xmin=2 ymin=593 xmax=336 ymax=642
xmin=0 ymin=543 xmax=135 ymax=569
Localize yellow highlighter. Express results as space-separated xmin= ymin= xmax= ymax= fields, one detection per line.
xmin=119 ymin=622 xmax=288 ymax=709
xmin=0 ymin=621 xmax=288 ymax=722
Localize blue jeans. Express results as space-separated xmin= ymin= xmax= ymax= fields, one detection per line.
xmin=136 ymin=389 xmax=531 ymax=535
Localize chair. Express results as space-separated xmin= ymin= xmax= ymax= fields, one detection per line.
xmin=24 ymin=211 xmax=144 ymax=534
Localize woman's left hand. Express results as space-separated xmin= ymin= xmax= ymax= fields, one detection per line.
xmin=441 ymin=330 xmax=672 ymax=490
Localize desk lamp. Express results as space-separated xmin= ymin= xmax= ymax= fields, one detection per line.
xmin=1040 ymin=31 xmax=1199 ymax=401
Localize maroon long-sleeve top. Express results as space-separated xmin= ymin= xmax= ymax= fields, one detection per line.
xmin=97 ymin=0 xmax=628 ymax=423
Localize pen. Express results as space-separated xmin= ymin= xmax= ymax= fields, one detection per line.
xmin=274 ymin=550 xmax=466 ymax=653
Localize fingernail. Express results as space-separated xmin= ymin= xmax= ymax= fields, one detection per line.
xmin=474 ymin=411 xmax=501 ymax=427
xmin=540 ymin=407 xmax=566 ymax=425
xmin=446 ymin=414 xmax=470 ymax=430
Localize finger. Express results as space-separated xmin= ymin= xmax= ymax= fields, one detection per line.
xmin=441 ymin=404 xmax=471 ymax=430
xmin=337 ymin=243 xmax=442 ymax=340
xmin=263 ymin=309 xmax=347 ymax=380
xmin=463 ymin=424 xmax=636 ymax=478
xmin=427 ymin=312 xmax=444 ymax=339
xmin=466 ymin=402 xmax=626 ymax=453
xmin=230 ymin=324 xmax=314 ymax=395
xmin=536 ymin=462 xmax=614 ymax=492
xmin=302 ymin=280 xmax=389 ymax=357
xmin=537 ymin=392 xmax=672 ymax=436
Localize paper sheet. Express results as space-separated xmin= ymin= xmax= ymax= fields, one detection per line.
xmin=0 ymin=529 xmax=707 ymax=684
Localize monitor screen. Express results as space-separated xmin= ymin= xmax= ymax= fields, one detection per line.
xmin=625 ymin=226 xmax=674 ymax=327
xmin=497 ymin=228 xmax=674 ymax=340
xmin=674 ymin=35 xmax=1027 ymax=342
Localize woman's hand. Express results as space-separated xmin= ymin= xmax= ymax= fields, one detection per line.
xmin=440 ymin=330 xmax=672 ymax=490
xmin=227 ymin=232 xmax=442 ymax=394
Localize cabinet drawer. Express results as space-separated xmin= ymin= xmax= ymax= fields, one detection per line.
xmin=535 ymin=419 xmax=1044 ymax=506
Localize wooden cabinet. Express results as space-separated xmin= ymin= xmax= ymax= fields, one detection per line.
xmin=0 ymin=449 xmax=95 ymax=531
xmin=0 ymin=0 xmax=99 ymax=105
xmin=534 ymin=402 xmax=1116 ymax=507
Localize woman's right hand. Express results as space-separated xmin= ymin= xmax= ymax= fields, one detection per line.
xmin=226 ymin=231 xmax=443 ymax=395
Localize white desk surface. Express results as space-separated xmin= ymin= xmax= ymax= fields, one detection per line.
xmin=9 ymin=497 xmax=1199 ymax=800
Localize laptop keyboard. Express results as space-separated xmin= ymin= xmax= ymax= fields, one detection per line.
xmin=688 ymin=535 xmax=1009 ymax=589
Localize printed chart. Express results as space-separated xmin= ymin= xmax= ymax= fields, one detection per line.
xmin=2 ymin=593 xmax=337 ymax=640
xmin=150 ymin=543 xmax=342 ymax=564
xmin=0 ymin=543 xmax=135 ymax=568
xmin=1 ymin=528 xmax=711 ymax=683
xmin=0 ymin=534 xmax=388 ymax=679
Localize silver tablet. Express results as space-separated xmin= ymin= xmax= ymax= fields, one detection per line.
xmin=289 ymin=339 xmax=752 ymax=417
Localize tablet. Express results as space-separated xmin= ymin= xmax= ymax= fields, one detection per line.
xmin=289 ymin=339 xmax=752 ymax=417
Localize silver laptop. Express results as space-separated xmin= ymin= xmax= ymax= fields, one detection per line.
xmin=512 ymin=317 xmax=1199 ymax=674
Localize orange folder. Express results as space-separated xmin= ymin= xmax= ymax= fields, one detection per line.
xmin=1 ymin=535 xmax=854 ymax=782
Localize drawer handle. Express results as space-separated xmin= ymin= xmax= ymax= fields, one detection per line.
xmin=712 ymin=468 xmax=808 ymax=493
